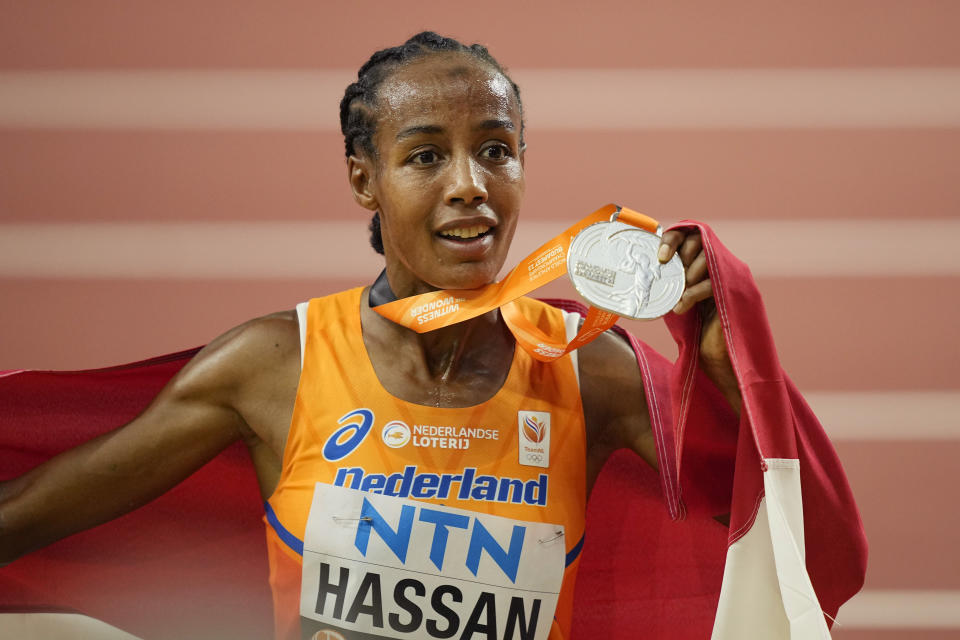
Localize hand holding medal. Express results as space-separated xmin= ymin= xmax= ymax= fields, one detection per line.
xmin=657 ymin=223 xmax=736 ymax=401
xmin=656 ymin=226 xmax=711 ymax=317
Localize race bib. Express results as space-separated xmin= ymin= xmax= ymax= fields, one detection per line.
xmin=300 ymin=484 xmax=565 ymax=640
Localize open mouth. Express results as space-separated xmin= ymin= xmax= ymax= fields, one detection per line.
xmin=436 ymin=225 xmax=493 ymax=241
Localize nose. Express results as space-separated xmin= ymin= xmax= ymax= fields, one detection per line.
xmin=444 ymin=153 xmax=487 ymax=206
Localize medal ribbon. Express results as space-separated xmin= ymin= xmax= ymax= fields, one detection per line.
xmin=373 ymin=204 xmax=660 ymax=361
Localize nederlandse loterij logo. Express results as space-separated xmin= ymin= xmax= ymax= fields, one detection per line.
xmin=381 ymin=420 xmax=411 ymax=448
xmin=399 ymin=424 xmax=500 ymax=450
xmin=517 ymin=411 xmax=550 ymax=468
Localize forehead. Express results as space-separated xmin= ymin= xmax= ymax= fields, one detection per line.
xmin=373 ymin=54 xmax=519 ymax=138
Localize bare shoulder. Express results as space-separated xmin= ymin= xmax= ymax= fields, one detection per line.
xmin=578 ymin=328 xmax=657 ymax=469
xmin=171 ymin=309 xmax=301 ymax=456
xmin=577 ymin=328 xmax=642 ymax=388
xmin=171 ymin=309 xmax=300 ymax=401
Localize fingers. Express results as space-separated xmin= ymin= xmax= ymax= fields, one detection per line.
xmin=657 ymin=230 xmax=685 ymax=263
xmin=659 ymin=228 xmax=712 ymax=315
xmin=678 ymin=233 xmax=702 ymax=267
xmin=658 ymin=230 xmax=702 ymax=267
xmin=673 ymin=278 xmax=713 ymax=315
xmin=684 ymin=252 xmax=708 ymax=286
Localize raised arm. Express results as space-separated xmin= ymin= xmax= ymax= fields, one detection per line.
xmin=0 ymin=311 xmax=299 ymax=564
xmin=659 ymin=227 xmax=742 ymax=414
xmin=579 ymin=330 xmax=658 ymax=494
xmin=579 ymin=227 xmax=742 ymax=494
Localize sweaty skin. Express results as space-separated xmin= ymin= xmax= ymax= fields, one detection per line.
xmin=0 ymin=53 xmax=739 ymax=566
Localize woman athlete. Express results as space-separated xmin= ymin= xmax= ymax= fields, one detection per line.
xmin=0 ymin=33 xmax=742 ymax=639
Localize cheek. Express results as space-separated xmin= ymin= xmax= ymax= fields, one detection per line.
xmin=378 ymin=210 xmax=428 ymax=263
xmin=380 ymin=216 xmax=410 ymax=253
xmin=377 ymin=170 xmax=437 ymax=212
xmin=501 ymin=163 xmax=526 ymax=195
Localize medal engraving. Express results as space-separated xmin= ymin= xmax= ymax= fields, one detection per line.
xmin=572 ymin=261 xmax=617 ymax=286
xmin=567 ymin=221 xmax=685 ymax=319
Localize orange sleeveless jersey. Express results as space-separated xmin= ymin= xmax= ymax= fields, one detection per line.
xmin=264 ymin=288 xmax=586 ymax=639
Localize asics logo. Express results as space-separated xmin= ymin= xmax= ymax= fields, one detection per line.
xmin=322 ymin=409 xmax=374 ymax=461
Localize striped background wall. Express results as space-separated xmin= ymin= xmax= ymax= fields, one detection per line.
xmin=1 ymin=2 xmax=958 ymax=638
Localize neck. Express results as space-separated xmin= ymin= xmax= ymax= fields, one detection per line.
xmin=367 ymin=269 xmax=397 ymax=308
xmin=365 ymin=269 xmax=510 ymax=382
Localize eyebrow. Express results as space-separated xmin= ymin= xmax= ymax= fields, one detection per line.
xmin=395 ymin=125 xmax=444 ymax=141
xmin=395 ymin=119 xmax=516 ymax=141
xmin=475 ymin=119 xmax=516 ymax=132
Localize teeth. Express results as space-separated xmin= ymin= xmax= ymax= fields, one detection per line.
xmin=439 ymin=225 xmax=490 ymax=239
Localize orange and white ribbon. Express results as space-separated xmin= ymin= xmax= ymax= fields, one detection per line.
xmin=374 ymin=204 xmax=660 ymax=361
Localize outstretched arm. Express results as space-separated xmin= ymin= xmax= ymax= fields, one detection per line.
xmin=0 ymin=312 xmax=298 ymax=564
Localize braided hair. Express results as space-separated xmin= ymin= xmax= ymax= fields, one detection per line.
xmin=339 ymin=32 xmax=524 ymax=254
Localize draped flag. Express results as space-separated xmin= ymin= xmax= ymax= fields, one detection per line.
xmin=667 ymin=221 xmax=869 ymax=638
xmin=0 ymin=224 xmax=866 ymax=639
xmin=571 ymin=222 xmax=868 ymax=639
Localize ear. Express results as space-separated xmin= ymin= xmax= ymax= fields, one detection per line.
xmin=347 ymin=154 xmax=379 ymax=211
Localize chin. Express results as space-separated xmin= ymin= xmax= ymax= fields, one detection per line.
xmin=433 ymin=263 xmax=500 ymax=291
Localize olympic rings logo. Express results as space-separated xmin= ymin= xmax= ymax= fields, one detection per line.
xmin=524 ymin=453 xmax=544 ymax=463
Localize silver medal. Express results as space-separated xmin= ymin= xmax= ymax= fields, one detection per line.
xmin=567 ymin=219 xmax=685 ymax=319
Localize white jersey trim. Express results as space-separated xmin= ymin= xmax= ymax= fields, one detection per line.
xmin=560 ymin=309 xmax=582 ymax=388
xmin=296 ymin=301 xmax=309 ymax=372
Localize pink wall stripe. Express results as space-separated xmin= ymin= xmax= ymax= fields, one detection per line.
xmin=2 ymin=69 xmax=959 ymax=129
xmin=0 ymin=220 xmax=956 ymax=278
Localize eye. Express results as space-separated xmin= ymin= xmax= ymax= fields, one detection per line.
xmin=410 ymin=149 xmax=438 ymax=165
xmin=480 ymin=143 xmax=511 ymax=161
